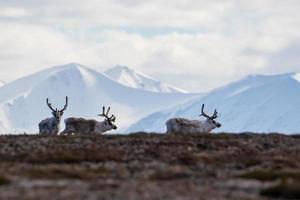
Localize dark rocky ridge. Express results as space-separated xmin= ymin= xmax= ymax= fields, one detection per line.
xmin=0 ymin=133 xmax=299 ymax=200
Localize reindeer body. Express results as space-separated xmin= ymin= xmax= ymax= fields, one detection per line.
xmin=61 ymin=117 xmax=116 ymax=135
xmin=39 ymin=116 xmax=61 ymax=135
xmin=166 ymin=104 xmax=221 ymax=135
xmin=61 ymin=107 xmax=117 ymax=135
xmin=166 ymin=118 xmax=218 ymax=134
xmin=38 ymin=96 xmax=68 ymax=135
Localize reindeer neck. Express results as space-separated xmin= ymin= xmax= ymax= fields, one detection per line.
xmin=204 ymin=119 xmax=215 ymax=132
xmin=93 ymin=121 xmax=106 ymax=133
xmin=50 ymin=116 xmax=61 ymax=125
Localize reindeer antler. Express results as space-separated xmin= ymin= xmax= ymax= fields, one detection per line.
xmin=98 ymin=106 xmax=116 ymax=121
xmin=211 ymin=109 xmax=218 ymax=120
xmin=46 ymin=98 xmax=56 ymax=112
xmin=109 ymin=115 xmax=116 ymax=122
xmin=60 ymin=96 xmax=68 ymax=112
xmin=46 ymin=96 xmax=68 ymax=112
xmin=200 ymin=104 xmax=218 ymax=120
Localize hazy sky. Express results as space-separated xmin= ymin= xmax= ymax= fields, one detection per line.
xmin=0 ymin=0 xmax=300 ymax=92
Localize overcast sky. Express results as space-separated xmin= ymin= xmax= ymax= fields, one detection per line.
xmin=0 ymin=0 xmax=300 ymax=92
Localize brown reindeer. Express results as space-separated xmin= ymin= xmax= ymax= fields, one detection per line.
xmin=61 ymin=106 xmax=117 ymax=135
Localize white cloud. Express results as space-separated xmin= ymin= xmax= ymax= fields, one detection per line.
xmin=0 ymin=6 xmax=30 ymax=18
xmin=0 ymin=0 xmax=300 ymax=92
xmin=0 ymin=22 xmax=102 ymax=81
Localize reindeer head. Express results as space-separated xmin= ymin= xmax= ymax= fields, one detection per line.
xmin=98 ymin=106 xmax=117 ymax=131
xmin=46 ymin=96 xmax=68 ymax=121
xmin=200 ymin=104 xmax=221 ymax=129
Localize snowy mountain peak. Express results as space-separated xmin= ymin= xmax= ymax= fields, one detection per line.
xmin=105 ymin=65 xmax=150 ymax=79
xmin=58 ymin=62 xmax=87 ymax=70
xmin=104 ymin=65 xmax=187 ymax=93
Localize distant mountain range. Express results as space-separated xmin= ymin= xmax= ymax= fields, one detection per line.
xmin=0 ymin=63 xmax=196 ymax=133
xmin=1 ymin=63 xmax=299 ymax=134
xmin=104 ymin=65 xmax=187 ymax=93
xmin=127 ymin=73 xmax=300 ymax=134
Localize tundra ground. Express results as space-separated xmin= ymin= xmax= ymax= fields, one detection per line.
xmin=0 ymin=133 xmax=299 ymax=200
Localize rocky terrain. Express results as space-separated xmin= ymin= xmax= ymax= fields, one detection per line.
xmin=0 ymin=133 xmax=299 ymax=200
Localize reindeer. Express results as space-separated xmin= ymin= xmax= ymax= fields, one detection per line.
xmin=166 ymin=104 xmax=221 ymax=134
xmin=61 ymin=106 xmax=117 ymax=135
xmin=39 ymin=96 xmax=68 ymax=135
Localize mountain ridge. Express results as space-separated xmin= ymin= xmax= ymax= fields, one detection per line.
xmin=127 ymin=72 xmax=300 ymax=134
xmin=104 ymin=65 xmax=187 ymax=93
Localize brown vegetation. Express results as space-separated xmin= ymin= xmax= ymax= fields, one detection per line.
xmin=0 ymin=133 xmax=299 ymax=200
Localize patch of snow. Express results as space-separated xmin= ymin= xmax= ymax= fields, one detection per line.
xmin=227 ymin=86 xmax=250 ymax=97
xmin=292 ymin=72 xmax=300 ymax=82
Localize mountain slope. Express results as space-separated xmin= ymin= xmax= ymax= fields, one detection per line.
xmin=0 ymin=63 xmax=196 ymax=133
xmin=104 ymin=65 xmax=187 ymax=93
xmin=127 ymin=73 xmax=300 ymax=134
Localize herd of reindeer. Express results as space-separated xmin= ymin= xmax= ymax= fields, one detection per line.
xmin=39 ymin=96 xmax=222 ymax=135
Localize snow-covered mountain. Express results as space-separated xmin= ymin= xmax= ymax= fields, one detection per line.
xmin=127 ymin=72 xmax=300 ymax=134
xmin=104 ymin=65 xmax=187 ymax=93
xmin=0 ymin=63 xmax=196 ymax=134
